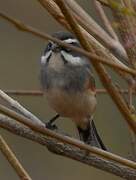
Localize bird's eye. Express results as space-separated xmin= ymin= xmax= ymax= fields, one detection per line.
xmin=47 ymin=42 xmax=52 ymax=50
xmin=44 ymin=42 xmax=52 ymax=55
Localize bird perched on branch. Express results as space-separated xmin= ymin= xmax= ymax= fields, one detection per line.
xmin=40 ymin=31 xmax=106 ymax=150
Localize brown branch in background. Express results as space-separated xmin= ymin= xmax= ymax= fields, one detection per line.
xmin=38 ymin=0 xmax=136 ymax=91
xmin=97 ymin=88 xmax=135 ymax=94
xmin=0 ymin=0 xmax=135 ymax=178
xmin=108 ymin=0 xmax=136 ymax=158
xmin=132 ymin=0 xmax=136 ymax=12
xmin=2 ymin=89 xmax=136 ymax=96
xmin=65 ymin=0 xmax=127 ymax=60
xmin=93 ymin=0 xmax=118 ymax=40
xmin=4 ymin=90 xmax=44 ymax=96
xmin=0 ymin=0 xmax=135 ymax=140
xmin=110 ymin=0 xmax=136 ymax=69
xmin=38 ymin=0 xmax=70 ymax=30
xmin=109 ymin=0 xmax=136 ymax=108
xmin=0 ymin=90 xmax=44 ymax=126
xmin=130 ymin=130 xmax=136 ymax=161
xmin=0 ymin=104 xmax=135 ymax=170
xmin=0 ymin=135 xmax=32 ymax=180
xmin=97 ymin=0 xmax=110 ymax=7
xmin=38 ymin=1 xmax=131 ymax=75
xmin=1 ymin=11 xmax=135 ymax=77
xmin=54 ymin=0 xmax=136 ymax=133
xmin=39 ymin=0 xmax=127 ymax=61
xmin=0 ymin=115 xmax=136 ymax=179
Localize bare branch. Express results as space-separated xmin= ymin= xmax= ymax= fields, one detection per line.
xmin=54 ymin=0 xmax=136 ymax=133
xmin=0 ymin=1 xmax=136 ymax=178
xmin=110 ymin=0 xmax=136 ymax=69
xmin=93 ymin=0 xmax=118 ymax=40
xmin=3 ymin=90 xmax=43 ymax=96
xmin=2 ymin=89 xmax=136 ymax=96
xmin=0 ymin=134 xmax=32 ymax=180
xmin=1 ymin=10 xmax=136 ymax=85
xmin=97 ymin=0 xmax=109 ymax=7
xmin=37 ymin=0 xmax=135 ymax=86
xmin=39 ymin=0 xmax=127 ymax=60
xmin=1 ymin=11 xmax=135 ymax=77
xmin=65 ymin=0 xmax=126 ymax=58
xmin=130 ymin=130 xmax=136 ymax=161
xmin=0 ymin=90 xmax=44 ymax=126
xmin=0 ymin=104 xmax=135 ymax=170
xmin=0 ymin=115 xmax=136 ymax=179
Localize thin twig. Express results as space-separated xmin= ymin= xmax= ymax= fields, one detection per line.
xmin=40 ymin=0 xmax=127 ymax=61
xmin=0 ymin=90 xmax=44 ymax=126
xmin=130 ymin=130 xmax=136 ymax=161
xmin=0 ymin=0 xmax=135 ymax=179
xmin=128 ymin=86 xmax=134 ymax=109
xmin=0 ymin=135 xmax=32 ymax=180
xmin=0 ymin=115 xmax=135 ymax=179
xmin=97 ymin=0 xmax=110 ymax=7
xmin=0 ymin=104 xmax=135 ymax=170
xmin=111 ymin=0 xmax=136 ymax=69
xmin=38 ymin=0 xmax=135 ymax=86
xmin=97 ymin=88 xmax=136 ymax=94
xmin=0 ymin=11 xmax=135 ymax=76
xmin=65 ymin=0 xmax=126 ymax=58
xmin=38 ymin=0 xmax=126 ymax=59
xmin=3 ymin=90 xmax=43 ymax=96
xmin=2 ymin=89 xmax=136 ymax=96
xmin=55 ymin=0 xmax=136 ymax=133
xmin=93 ymin=0 xmax=118 ymax=40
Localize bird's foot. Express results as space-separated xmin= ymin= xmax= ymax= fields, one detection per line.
xmin=45 ymin=114 xmax=60 ymax=130
xmin=45 ymin=122 xmax=58 ymax=130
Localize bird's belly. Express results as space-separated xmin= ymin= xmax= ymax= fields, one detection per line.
xmin=45 ymin=89 xmax=96 ymax=118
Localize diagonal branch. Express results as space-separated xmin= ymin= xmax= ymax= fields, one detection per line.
xmin=2 ymin=89 xmax=136 ymax=96
xmin=37 ymin=0 xmax=135 ymax=86
xmin=0 ymin=12 xmax=135 ymax=78
xmin=39 ymin=0 xmax=127 ymax=60
xmin=0 ymin=103 xmax=135 ymax=170
xmin=0 ymin=12 xmax=136 ymax=78
xmin=0 ymin=115 xmax=135 ymax=179
xmin=54 ymin=0 xmax=136 ymax=133
xmin=0 ymin=1 xmax=136 ymax=178
xmin=65 ymin=0 xmax=126 ymax=58
xmin=0 ymin=90 xmax=44 ymax=126
xmin=97 ymin=0 xmax=109 ymax=7
xmin=110 ymin=0 xmax=136 ymax=69
xmin=93 ymin=0 xmax=118 ymax=40
xmin=0 ymin=134 xmax=32 ymax=180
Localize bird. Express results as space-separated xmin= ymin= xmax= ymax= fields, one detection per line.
xmin=40 ymin=31 xmax=106 ymax=150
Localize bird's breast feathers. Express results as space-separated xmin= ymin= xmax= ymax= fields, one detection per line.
xmin=45 ymin=87 xmax=96 ymax=118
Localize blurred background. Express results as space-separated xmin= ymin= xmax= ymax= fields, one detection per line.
xmin=0 ymin=0 xmax=135 ymax=180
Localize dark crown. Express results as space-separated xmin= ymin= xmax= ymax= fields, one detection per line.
xmin=52 ymin=31 xmax=75 ymax=41
xmin=43 ymin=31 xmax=81 ymax=56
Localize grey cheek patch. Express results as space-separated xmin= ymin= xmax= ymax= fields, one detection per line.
xmin=41 ymin=50 xmax=52 ymax=65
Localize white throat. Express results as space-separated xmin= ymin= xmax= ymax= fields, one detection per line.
xmin=61 ymin=50 xmax=83 ymax=65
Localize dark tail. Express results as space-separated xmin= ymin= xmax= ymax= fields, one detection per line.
xmin=77 ymin=120 xmax=107 ymax=151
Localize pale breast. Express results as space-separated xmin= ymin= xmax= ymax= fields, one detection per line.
xmin=45 ymin=88 xmax=97 ymax=119
xmin=41 ymin=51 xmax=97 ymax=119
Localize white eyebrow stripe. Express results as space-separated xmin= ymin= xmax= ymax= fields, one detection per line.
xmin=41 ymin=50 xmax=52 ymax=64
xmin=61 ymin=50 xmax=83 ymax=65
xmin=63 ymin=38 xmax=78 ymax=44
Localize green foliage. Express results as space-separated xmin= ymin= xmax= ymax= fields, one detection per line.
xmin=99 ymin=0 xmax=136 ymax=16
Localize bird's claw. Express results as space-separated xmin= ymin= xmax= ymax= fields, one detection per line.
xmin=45 ymin=122 xmax=58 ymax=130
